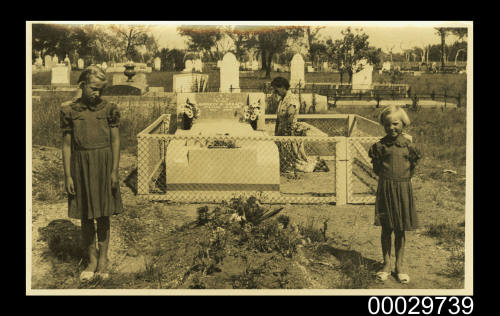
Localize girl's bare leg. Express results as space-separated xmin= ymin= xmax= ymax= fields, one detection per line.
xmin=81 ymin=219 xmax=98 ymax=273
xmin=96 ymin=217 xmax=110 ymax=273
xmin=394 ymin=230 xmax=406 ymax=274
xmin=380 ymin=226 xmax=392 ymax=272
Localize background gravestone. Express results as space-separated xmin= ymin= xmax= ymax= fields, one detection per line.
xmin=220 ymin=53 xmax=239 ymax=92
xmin=154 ymin=57 xmax=161 ymax=71
xmin=352 ymin=59 xmax=374 ymax=92
xmin=101 ymin=62 xmax=108 ymax=70
xmin=35 ymin=55 xmax=43 ymax=67
xmin=51 ymin=65 xmax=70 ymax=86
xmin=194 ymin=59 xmax=203 ymax=72
xmin=77 ymin=58 xmax=84 ymax=70
xmin=44 ymin=55 xmax=53 ymax=69
xmin=183 ymin=60 xmax=193 ymax=72
xmin=52 ymin=54 xmax=59 ymax=65
xmin=63 ymin=55 xmax=71 ymax=70
xmin=290 ymin=54 xmax=305 ymax=89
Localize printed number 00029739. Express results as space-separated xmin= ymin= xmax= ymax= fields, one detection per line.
xmin=367 ymin=297 xmax=474 ymax=315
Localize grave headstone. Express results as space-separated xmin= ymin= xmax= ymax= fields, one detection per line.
xmin=183 ymin=60 xmax=193 ymax=72
xmin=77 ymin=58 xmax=84 ymax=70
xmin=44 ymin=55 xmax=53 ymax=69
xmin=290 ymin=53 xmax=305 ymax=88
xmin=154 ymin=57 xmax=161 ymax=71
xmin=101 ymin=62 xmax=108 ymax=70
xmin=51 ymin=64 xmax=70 ymax=86
xmin=352 ymin=59 xmax=373 ymax=92
xmin=220 ymin=53 xmax=240 ymax=92
xmin=307 ymin=66 xmax=314 ymax=72
xmin=52 ymin=54 xmax=59 ymax=65
xmin=194 ymin=59 xmax=203 ymax=72
xmin=323 ymin=62 xmax=329 ymax=71
xmin=35 ymin=55 xmax=43 ymax=67
xmin=64 ymin=54 xmax=71 ymax=69
xmin=382 ymin=61 xmax=392 ymax=72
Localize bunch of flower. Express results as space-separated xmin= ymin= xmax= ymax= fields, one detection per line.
xmin=183 ymin=99 xmax=200 ymax=120
xmin=243 ymin=100 xmax=261 ymax=122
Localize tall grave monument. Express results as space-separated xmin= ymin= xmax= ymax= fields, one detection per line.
xmin=290 ymin=54 xmax=305 ymax=89
xmin=220 ymin=52 xmax=239 ymax=92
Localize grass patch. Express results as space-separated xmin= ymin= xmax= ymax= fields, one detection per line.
xmin=425 ymin=221 xmax=465 ymax=282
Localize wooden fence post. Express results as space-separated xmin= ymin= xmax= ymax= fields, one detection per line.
xmin=336 ymin=137 xmax=348 ymax=205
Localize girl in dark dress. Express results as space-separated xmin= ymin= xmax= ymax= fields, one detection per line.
xmin=60 ymin=66 xmax=123 ymax=281
xmin=368 ymin=105 xmax=421 ymax=284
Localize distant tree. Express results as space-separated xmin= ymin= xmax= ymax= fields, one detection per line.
xmin=435 ymin=27 xmax=451 ymax=70
xmin=158 ymin=48 xmax=186 ymax=71
xmin=244 ymin=26 xmax=304 ymax=78
xmin=303 ymin=26 xmax=326 ymax=67
xmin=325 ymin=28 xmax=381 ymax=84
xmin=177 ymin=26 xmax=225 ymax=62
xmin=110 ymin=25 xmax=158 ymax=62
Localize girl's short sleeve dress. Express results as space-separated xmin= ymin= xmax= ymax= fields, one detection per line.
xmin=368 ymin=134 xmax=422 ymax=231
xmin=60 ymin=99 xmax=123 ymax=220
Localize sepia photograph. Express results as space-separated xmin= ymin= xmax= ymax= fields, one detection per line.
xmin=27 ymin=21 xmax=473 ymax=295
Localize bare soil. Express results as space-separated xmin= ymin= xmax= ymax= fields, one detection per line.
xmin=30 ymin=145 xmax=465 ymax=290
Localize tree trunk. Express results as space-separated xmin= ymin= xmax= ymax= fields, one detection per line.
xmin=261 ymin=50 xmax=267 ymax=72
xmin=265 ymin=52 xmax=273 ymax=79
xmin=440 ymin=33 xmax=446 ymax=70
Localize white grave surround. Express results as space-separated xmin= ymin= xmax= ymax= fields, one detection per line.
xmin=352 ymin=59 xmax=374 ymax=92
xmin=290 ymin=54 xmax=305 ymax=88
xmin=166 ymin=92 xmax=279 ymax=195
xmin=51 ymin=64 xmax=70 ymax=86
xmin=220 ymin=53 xmax=240 ymax=92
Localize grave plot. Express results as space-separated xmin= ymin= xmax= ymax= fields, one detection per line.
xmin=136 ymin=93 xmax=387 ymax=204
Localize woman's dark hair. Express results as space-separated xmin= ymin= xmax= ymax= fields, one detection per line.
xmin=270 ymin=77 xmax=290 ymax=90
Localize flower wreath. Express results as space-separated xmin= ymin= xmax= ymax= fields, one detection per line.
xmin=183 ymin=99 xmax=200 ymax=120
xmin=243 ymin=100 xmax=261 ymax=122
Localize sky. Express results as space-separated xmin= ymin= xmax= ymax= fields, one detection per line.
xmin=147 ymin=21 xmax=470 ymax=53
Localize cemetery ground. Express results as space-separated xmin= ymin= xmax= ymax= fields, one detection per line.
xmin=31 ymin=94 xmax=466 ymax=289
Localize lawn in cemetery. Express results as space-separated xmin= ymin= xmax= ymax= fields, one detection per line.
xmin=31 ymin=69 xmax=467 ymax=290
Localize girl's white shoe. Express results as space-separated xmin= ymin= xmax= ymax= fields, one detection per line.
xmin=79 ymin=271 xmax=95 ymax=282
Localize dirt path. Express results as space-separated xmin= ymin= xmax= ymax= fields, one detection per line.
xmin=29 ymin=146 xmax=464 ymax=290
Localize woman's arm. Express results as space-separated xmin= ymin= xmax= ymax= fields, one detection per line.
xmin=110 ymin=127 xmax=120 ymax=188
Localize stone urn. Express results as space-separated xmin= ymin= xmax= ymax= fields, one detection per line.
xmin=124 ymin=63 xmax=136 ymax=82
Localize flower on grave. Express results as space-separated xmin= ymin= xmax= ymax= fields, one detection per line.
xmin=183 ymin=99 xmax=200 ymax=120
xmin=243 ymin=99 xmax=261 ymax=122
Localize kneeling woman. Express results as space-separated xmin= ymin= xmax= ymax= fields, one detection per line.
xmin=271 ymin=77 xmax=316 ymax=172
